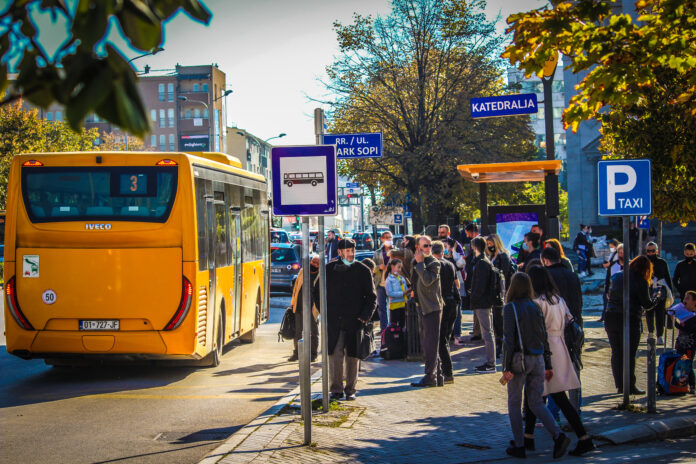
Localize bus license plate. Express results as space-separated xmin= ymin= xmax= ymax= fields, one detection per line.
xmin=271 ymin=268 xmax=282 ymax=273
xmin=79 ymin=320 xmax=120 ymax=331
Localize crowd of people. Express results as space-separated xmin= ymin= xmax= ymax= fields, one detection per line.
xmin=285 ymin=223 xmax=696 ymax=460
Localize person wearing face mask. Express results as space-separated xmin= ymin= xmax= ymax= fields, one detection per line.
xmin=445 ymin=238 xmax=466 ymax=343
xmin=289 ymin=255 xmax=320 ymax=362
xmin=411 ymin=235 xmax=445 ymax=387
xmin=390 ymin=234 xmax=416 ymax=282
xmin=486 ymin=234 xmax=513 ymax=357
xmin=573 ymin=224 xmax=591 ymax=277
xmin=437 ymin=224 xmax=464 ymax=255
xmin=674 ymin=243 xmax=696 ymax=303
xmin=373 ymin=231 xmax=395 ymax=334
xmin=644 ymin=242 xmax=673 ymax=344
xmin=315 ymin=239 xmax=376 ymax=401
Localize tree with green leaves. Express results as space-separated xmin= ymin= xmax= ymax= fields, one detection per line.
xmin=0 ymin=101 xmax=98 ymax=208
xmin=326 ymin=0 xmax=537 ymax=230
xmin=504 ymin=0 xmax=696 ymax=222
xmin=0 ymin=0 xmax=210 ymax=137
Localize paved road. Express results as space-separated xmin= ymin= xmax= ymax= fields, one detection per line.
xmin=0 ymin=293 xmax=303 ymax=464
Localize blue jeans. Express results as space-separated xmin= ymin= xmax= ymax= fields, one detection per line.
xmin=377 ymin=286 xmax=389 ymax=332
xmin=452 ymin=299 xmax=463 ymax=338
xmin=577 ymin=250 xmax=587 ymax=273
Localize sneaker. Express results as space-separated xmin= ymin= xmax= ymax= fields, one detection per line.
xmin=657 ymin=336 xmax=664 ymax=345
xmin=475 ymin=363 xmax=496 ymax=374
xmin=345 ymin=393 xmax=356 ymax=401
xmin=330 ymin=392 xmax=344 ymax=400
xmin=444 ymin=376 xmax=455 ymax=384
xmin=569 ymin=437 xmax=595 ymax=456
xmin=553 ymin=433 xmax=571 ymax=458
xmin=287 ymin=353 xmax=298 ymax=362
xmin=505 ymin=445 xmax=526 ymax=459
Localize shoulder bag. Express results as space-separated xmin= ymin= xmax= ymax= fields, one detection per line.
xmin=510 ymin=302 xmax=526 ymax=375
xmin=278 ymin=307 xmax=295 ymax=342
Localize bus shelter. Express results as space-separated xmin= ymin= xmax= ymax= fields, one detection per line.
xmin=456 ymin=160 xmax=562 ymax=238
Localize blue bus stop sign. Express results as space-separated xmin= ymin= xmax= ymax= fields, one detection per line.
xmin=598 ymin=160 xmax=652 ymax=216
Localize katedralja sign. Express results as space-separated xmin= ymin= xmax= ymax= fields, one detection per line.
xmin=271 ymin=145 xmax=338 ymax=216
xmin=470 ymin=93 xmax=538 ymax=119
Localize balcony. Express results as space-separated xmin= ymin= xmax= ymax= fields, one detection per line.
xmin=177 ymin=90 xmax=209 ymax=102
xmin=179 ymin=117 xmax=210 ymax=132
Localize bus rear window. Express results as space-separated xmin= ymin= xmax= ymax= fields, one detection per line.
xmin=21 ymin=167 xmax=177 ymax=223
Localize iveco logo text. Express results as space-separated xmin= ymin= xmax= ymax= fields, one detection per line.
xmin=85 ymin=224 xmax=112 ymax=230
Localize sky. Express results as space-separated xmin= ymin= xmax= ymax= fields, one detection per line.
xmin=31 ymin=0 xmax=548 ymax=146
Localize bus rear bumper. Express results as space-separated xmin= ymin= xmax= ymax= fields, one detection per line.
xmin=7 ymin=330 xmax=201 ymax=360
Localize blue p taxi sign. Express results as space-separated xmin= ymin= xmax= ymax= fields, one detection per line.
xmin=598 ymin=160 xmax=652 ymax=216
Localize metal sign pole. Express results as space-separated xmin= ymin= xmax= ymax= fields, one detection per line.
xmin=622 ymin=216 xmax=631 ymax=408
xmin=314 ymin=108 xmax=330 ymax=413
xmin=300 ymin=217 xmax=312 ymax=443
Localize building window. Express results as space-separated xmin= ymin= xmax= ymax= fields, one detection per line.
xmin=159 ymin=134 xmax=165 ymax=151
xmin=151 ymin=135 xmax=157 ymax=147
xmin=537 ymin=104 xmax=545 ymax=120
xmin=55 ymin=111 xmax=62 ymax=121
xmin=193 ymin=83 xmax=200 ymax=92
xmin=203 ymin=108 xmax=208 ymax=118
xmin=159 ymin=109 xmax=165 ymax=128
xmin=194 ymin=108 xmax=201 ymax=118
xmin=150 ymin=109 xmax=157 ymax=122
xmin=169 ymin=134 xmax=175 ymax=151
xmin=167 ymin=83 xmax=174 ymax=102
xmin=168 ymin=108 xmax=175 ymax=128
xmin=158 ymin=83 xmax=165 ymax=102
xmin=46 ymin=112 xmax=53 ymax=121
xmin=553 ymin=107 xmax=563 ymax=119
xmin=203 ymin=83 xmax=208 ymax=92
xmin=185 ymin=109 xmax=191 ymax=118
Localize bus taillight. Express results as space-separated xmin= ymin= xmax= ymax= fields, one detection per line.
xmin=156 ymin=159 xmax=178 ymax=166
xmin=5 ymin=277 xmax=34 ymax=330
xmin=164 ymin=277 xmax=193 ymax=330
xmin=22 ymin=160 xmax=43 ymax=167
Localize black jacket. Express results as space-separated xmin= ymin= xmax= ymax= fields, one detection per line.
xmin=314 ymin=260 xmax=376 ymax=357
xmin=648 ymin=255 xmax=672 ymax=290
xmin=522 ymin=248 xmax=542 ymax=268
xmin=325 ymin=239 xmax=339 ymax=261
xmin=438 ymin=257 xmax=458 ymax=301
xmin=546 ymin=262 xmax=584 ymax=326
xmin=608 ymin=270 xmax=658 ymax=322
xmin=470 ymin=255 xmax=494 ymax=309
xmin=673 ymin=259 xmax=696 ymax=299
xmin=492 ymin=252 xmax=514 ymax=286
xmin=503 ymin=298 xmax=552 ymax=371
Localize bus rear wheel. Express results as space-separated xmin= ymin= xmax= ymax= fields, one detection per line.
xmin=206 ymin=311 xmax=224 ymax=367
xmin=240 ymin=298 xmax=260 ymax=344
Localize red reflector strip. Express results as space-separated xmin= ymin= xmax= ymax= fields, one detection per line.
xmin=22 ymin=160 xmax=43 ymax=167
xmin=156 ymin=159 xmax=177 ymax=166
xmin=5 ymin=277 xmax=33 ymax=330
xmin=164 ymin=277 xmax=193 ymax=330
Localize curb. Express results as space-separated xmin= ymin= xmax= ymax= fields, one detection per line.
xmin=595 ymin=415 xmax=696 ymax=445
xmin=198 ymin=369 xmax=323 ymax=464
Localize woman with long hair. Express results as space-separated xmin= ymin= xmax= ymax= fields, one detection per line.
xmin=486 ymin=234 xmax=514 ymax=357
xmin=606 ymin=255 xmax=660 ymax=394
xmin=524 ymin=266 xmax=594 ymax=456
xmin=544 ymin=238 xmax=574 ymax=272
xmin=502 ymin=273 xmax=570 ymax=459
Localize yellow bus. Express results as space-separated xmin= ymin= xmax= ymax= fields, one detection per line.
xmin=3 ymin=151 xmax=270 ymax=366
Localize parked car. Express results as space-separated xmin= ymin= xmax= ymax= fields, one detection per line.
xmin=270 ymin=228 xmax=291 ymax=244
xmin=270 ymin=243 xmax=301 ymax=292
xmin=352 ymin=232 xmax=374 ymax=251
xmin=355 ymin=250 xmax=375 ymax=263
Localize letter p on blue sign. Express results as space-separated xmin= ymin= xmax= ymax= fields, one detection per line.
xmin=598 ymin=160 xmax=652 ymax=216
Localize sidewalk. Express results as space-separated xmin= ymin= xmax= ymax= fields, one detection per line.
xmin=201 ymin=311 xmax=696 ymax=464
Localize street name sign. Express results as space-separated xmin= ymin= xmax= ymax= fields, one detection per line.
xmin=394 ymin=214 xmax=403 ymax=224
xmin=271 ymin=145 xmax=338 ymax=216
xmin=346 ymin=182 xmax=360 ymax=188
xmin=322 ymin=132 xmax=382 ymax=159
xmin=369 ymin=206 xmax=404 ymax=225
xmin=470 ymin=93 xmax=538 ymax=119
xmin=597 ymin=159 xmax=652 ymax=216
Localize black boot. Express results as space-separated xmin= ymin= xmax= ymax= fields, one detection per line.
xmin=288 ymin=352 xmax=298 ymax=362
xmin=506 ymin=444 xmax=526 ymax=458
xmin=553 ymin=433 xmax=571 ymax=459
xmin=524 ymin=437 xmax=535 ymax=451
xmin=569 ymin=438 xmax=595 ymax=456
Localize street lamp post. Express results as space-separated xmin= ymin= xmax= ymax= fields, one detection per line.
xmin=178 ymin=95 xmax=211 ymax=151
xmin=126 ymin=47 xmax=164 ymax=151
xmin=263 ymin=133 xmax=286 ymax=143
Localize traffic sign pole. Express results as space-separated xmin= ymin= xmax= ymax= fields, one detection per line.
xmin=314 ymin=108 xmax=330 ymax=415
xmin=622 ymin=217 xmax=631 ymax=408
xmin=300 ymin=217 xmax=312 ymax=443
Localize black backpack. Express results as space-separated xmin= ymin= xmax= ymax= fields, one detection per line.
xmin=490 ymin=265 xmax=506 ymax=306
xmin=278 ymin=307 xmax=295 ymax=342
xmin=380 ymin=323 xmax=406 ymax=360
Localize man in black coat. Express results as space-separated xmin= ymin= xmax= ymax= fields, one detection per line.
xmin=541 ymin=247 xmax=583 ymax=327
xmin=674 ymin=243 xmax=696 ymax=302
xmin=314 ymin=238 xmax=376 ymax=401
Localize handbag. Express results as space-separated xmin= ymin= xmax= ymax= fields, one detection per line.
xmin=510 ymin=302 xmax=526 ymax=375
xmin=278 ymin=307 xmax=296 ymax=342
xmin=564 ymin=317 xmax=585 ymax=370
xmin=358 ymin=322 xmax=375 ymax=361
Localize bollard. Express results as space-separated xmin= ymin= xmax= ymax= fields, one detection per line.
xmin=647 ymin=337 xmax=657 ymax=413
xmin=406 ymin=301 xmax=423 ymax=361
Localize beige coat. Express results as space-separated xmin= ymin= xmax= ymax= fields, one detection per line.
xmin=534 ymin=295 xmax=580 ymax=396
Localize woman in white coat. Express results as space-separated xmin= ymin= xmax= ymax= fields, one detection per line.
xmin=523 ymin=266 xmax=595 ymax=456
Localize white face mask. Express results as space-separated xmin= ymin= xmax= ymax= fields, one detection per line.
xmin=383 ymin=240 xmax=393 ymax=247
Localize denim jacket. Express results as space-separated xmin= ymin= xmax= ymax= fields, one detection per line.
xmin=385 ymin=274 xmax=408 ymax=308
